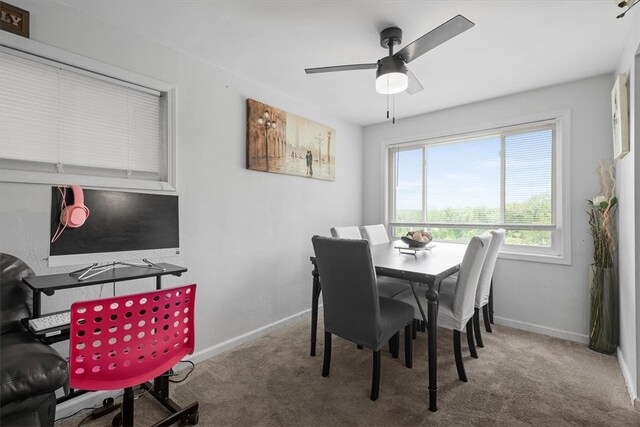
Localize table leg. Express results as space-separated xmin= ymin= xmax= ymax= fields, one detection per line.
xmin=426 ymin=284 xmax=439 ymax=412
xmin=408 ymin=281 xmax=427 ymax=325
xmin=310 ymin=263 xmax=321 ymax=357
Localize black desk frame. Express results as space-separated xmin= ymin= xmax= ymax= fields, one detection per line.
xmin=22 ymin=263 xmax=199 ymax=425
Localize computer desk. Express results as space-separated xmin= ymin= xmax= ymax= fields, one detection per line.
xmin=22 ymin=263 xmax=188 ymax=408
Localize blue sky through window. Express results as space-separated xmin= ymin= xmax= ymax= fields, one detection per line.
xmin=395 ymin=129 xmax=553 ymax=215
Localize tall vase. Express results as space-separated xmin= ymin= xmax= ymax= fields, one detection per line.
xmin=588 ymin=265 xmax=618 ymax=354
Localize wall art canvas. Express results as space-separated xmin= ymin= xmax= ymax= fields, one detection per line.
xmin=246 ymin=99 xmax=335 ymax=181
xmin=611 ymin=73 xmax=629 ymax=160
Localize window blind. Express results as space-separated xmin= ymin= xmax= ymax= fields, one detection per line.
xmin=0 ymin=51 xmax=162 ymax=177
xmin=393 ymin=147 xmax=424 ymax=222
xmin=389 ymin=121 xmax=557 ymax=231
xmin=504 ymin=128 xmax=555 ymax=225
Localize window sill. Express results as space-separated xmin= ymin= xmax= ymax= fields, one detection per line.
xmin=497 ymin=248 xmax=570 ymax=265
xmin=0 ymin=170 xmax=176 ymax=192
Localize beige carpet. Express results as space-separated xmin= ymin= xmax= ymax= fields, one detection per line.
xmin=57 ymin=315 xmax=639 ymax=426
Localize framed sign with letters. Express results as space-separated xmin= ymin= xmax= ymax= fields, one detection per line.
xmin=0 ymin=2 xmax=29 ymax=38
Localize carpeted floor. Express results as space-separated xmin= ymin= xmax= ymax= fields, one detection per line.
xmin=57 ymin=315 xmax=639 ymax=426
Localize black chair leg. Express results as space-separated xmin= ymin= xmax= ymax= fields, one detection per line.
xmin=371 ymin=350 xmax=381 ymax=401
xmin=453 ymin=330 xmax=467 ymax=382
xmin=404 ymin=324 xmax=412 ymax=368
xmin=420 ymin=320 xmax=426 ymax=332
xmin=412 ymin=319 xmax=417 ymax=339
xmin=466 ymin=319 xmax=478 ymax=359
xmin=483 ymin=305 xmax=493 ymax=333
xmin=473 ymin=308 xmax=484 ymax=348
xmin=391 ymin=332 xmax=399 ymax=359
xmin=322 ymin=332 xmax=331 ymax=377
xmin=489 ymin=278 xmax=495 ymax=324
xmin=122 ymin=386 xmax=134 ymax=427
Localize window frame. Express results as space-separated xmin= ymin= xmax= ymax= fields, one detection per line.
xmin=0 ymin=32 xmax=176 ymax=192
xmin=383 ymin=109 xmax=571 ymax=265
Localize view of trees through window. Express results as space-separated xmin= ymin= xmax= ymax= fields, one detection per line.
xmin=389 ymin=124 xmax=555 ymax=247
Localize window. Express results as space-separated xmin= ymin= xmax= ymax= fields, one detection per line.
xmin=388 ymin=116 xmax=569 ymax=263
xmin=0 ymin=39 xmax=175 ymax=190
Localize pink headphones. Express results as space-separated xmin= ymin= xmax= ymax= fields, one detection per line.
xmin=60 ymin=185 xmax=90 ymax=228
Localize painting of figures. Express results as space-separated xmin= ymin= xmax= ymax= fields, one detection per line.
xmin=246 ymin=99 xmax=335 ymax=181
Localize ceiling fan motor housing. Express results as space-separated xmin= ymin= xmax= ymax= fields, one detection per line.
xmin=376 ymin=56 xmax=408 ymax=94
xmin=377 ymin=56 xmax=407 ymax=79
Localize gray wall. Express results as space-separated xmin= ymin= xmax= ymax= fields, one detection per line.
xmin=0 ymin=0 xmax=363 ymax=359
xmin=363 ymin=75 xmax=614 ymax=343
xmin=614 ymin=10 xmax=640 ymax=406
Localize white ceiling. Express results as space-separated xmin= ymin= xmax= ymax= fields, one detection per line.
xmin=59 ymin=1 xmax=635 ymax=126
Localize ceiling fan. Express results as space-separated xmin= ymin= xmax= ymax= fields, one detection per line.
xmin=305 ymin=15 xmax=475 ymax=121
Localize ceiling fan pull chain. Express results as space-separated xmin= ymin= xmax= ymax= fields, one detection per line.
xmin=386 ymin=92 xmax=390 ymax=119
xmin=392 ymin=94 xmax=396 ymax=124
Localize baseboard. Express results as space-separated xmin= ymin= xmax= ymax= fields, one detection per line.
xmin=56 ymin=389 xmax=121 ymax=420
xmin=493 ymin=315 xmax=589 ymax=344
xmin=617 ymin=347 xmax=639 ymax=408
xmin=56 ymin=308 xmax=312 ymax=420
xmin=186 ymin=307 xmax=311 ymax=364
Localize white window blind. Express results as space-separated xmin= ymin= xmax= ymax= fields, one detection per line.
xmin=0 ymin=51 xmax=162 ymax=178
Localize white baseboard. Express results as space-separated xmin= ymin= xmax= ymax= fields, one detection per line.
xmin=617 ymin=347 xmax=639 ymax=408
xmin=56 ymin=390 xmax=121 ymax=420
xmin=56 ymin=308 xmax=312 ymax=420
xmin=187 ymin=307 xmax=311 ymax=364
xmin=493 ymin=315 xmax=589 ymax=344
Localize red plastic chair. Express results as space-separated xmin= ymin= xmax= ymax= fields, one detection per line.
xmin=69 ymin=284 xmax=198 ymax=426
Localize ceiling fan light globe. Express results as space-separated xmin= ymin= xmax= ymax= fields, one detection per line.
xmin=376 ymin=72 xmax=408 ymax=94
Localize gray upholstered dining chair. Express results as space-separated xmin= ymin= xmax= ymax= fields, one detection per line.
xmin=311 ymin=236 xmax=414 ymax=401
xmin=439 ymin=229 xmax=505 ymax=348
xmin=393 ymin=233 xmax=492 ymax=382
xmin=330 ymin=226 xmax=410 ymax=300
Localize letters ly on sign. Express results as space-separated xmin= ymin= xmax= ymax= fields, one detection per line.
xmin=0 ymin=2 xmax=29 ymax=38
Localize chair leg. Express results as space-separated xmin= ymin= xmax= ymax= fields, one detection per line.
xmin=466 ymin=319 xmax=478 ymax=358
xmin=322 ymin=332 xmax=331 ymax=377
xmin=404 ymin=324 xmax=412 ymax=368
xmin=391 ymin=332 xmax=399 ymax=359
xmin=473 ymin=308 xmax=484 ymax=348
xmin=489 ymin=278 xmax=495 ymax=324
xmin=453 ymin=330 xmax=467 ymax=382
xmin=122 ymin=386 xmax=134 ymax=427
xmin=412 ymin=319 xmax=417 ymax=339
xmin=483 ymin=305 xmax=493 ymax=333
xmin=371 ymin=350 xmax=381 ymax=401
xmin=420 ymin=320 xmax=426 ymax=332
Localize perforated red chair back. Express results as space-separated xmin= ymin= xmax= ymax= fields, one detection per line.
xmin=69 ymin=284 xmax=196 ymax=391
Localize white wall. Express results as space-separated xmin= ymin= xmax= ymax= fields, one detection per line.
xmin=363 ymin=75 xmax=614 ymax=343
xmin=614 ymin=10 xmax=640 ymax=407
xmin=0 ymin=0 xmax=363 ymax=357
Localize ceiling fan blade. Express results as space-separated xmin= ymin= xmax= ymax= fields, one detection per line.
xmin=406 ymin=69 xmax=424 ymax=95
xmin=305 ymin=63 xmax=378 ymax=74
xmin=393 ymin=15 xmax=475 ymax=64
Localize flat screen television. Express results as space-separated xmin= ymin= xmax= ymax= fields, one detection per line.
xmin=48 ymin=187 xmax=180 ymax=267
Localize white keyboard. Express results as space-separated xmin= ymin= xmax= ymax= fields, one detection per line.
xmin=28 ymin=311 xmax=71 ymax=332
